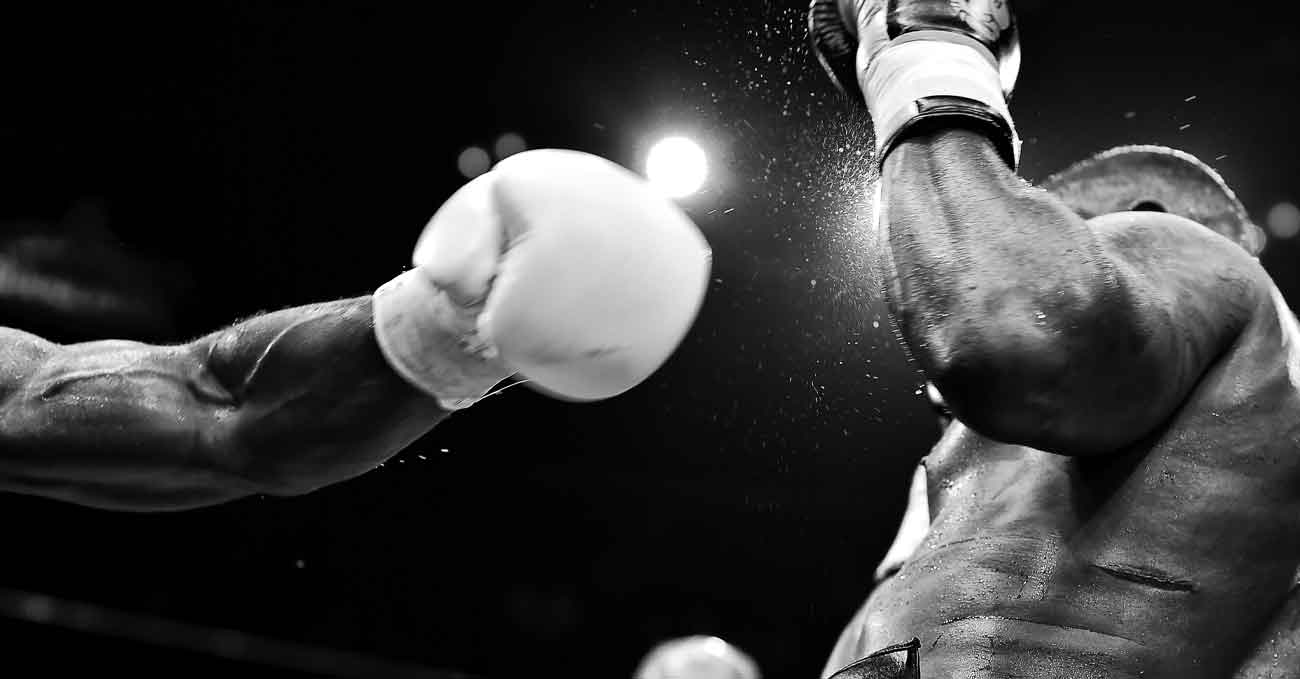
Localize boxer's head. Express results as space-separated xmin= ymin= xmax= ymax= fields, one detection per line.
xmin=1041 ymin=145 xmax=1265 ymax=256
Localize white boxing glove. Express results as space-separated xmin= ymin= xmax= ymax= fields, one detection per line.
xmin=373 ymin=149 xmax=711 ymax=410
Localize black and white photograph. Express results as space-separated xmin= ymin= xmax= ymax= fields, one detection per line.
xmin=1 ymin=2 xmax=1299 ymax=677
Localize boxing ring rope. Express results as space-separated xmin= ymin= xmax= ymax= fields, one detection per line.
xmin=0 ymin=586 xmax=482 ymax=678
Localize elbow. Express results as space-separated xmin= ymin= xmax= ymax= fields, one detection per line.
xmin=921 ymin=326 xmax=1118 ymax=454
xmin=908 ymin=282 xmax=1141 ymax=451
xmin=923 ymin=333 xmax=1062 ymax=443
xmin=923 ymin=330 xmax=1142 ymax=455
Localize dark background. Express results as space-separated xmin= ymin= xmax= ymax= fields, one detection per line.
xmin=0 ymin=2 xmax=1297 ymax=677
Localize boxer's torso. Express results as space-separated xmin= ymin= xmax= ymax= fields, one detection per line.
xmin=839 ymin=286 xmax=1300 ymax=678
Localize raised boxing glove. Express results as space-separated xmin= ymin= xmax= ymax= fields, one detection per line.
xmin=809 ymin=0 xmax=1022 ymax=167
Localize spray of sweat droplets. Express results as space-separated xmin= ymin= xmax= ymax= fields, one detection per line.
xmin=627 ymin=1 xmax=921 ymax=466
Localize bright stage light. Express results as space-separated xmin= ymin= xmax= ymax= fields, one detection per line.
xmin=645 ymin=136 xmax=708 ymax=198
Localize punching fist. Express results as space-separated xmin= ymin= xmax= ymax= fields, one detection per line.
xmin=808 ymin=0 xmax=1022 ymax=167
xmin=373 ymin=149 xmax=711 ymax=410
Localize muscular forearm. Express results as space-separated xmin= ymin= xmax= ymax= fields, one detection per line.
xmin=196 ymin=297 xmax=446 ymax=495
xmin=0 ymin=298 xmax=446 ymax=510
xmin=881 ymin=130 xmax=1118 ymax=366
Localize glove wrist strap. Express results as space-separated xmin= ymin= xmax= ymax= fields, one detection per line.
xmin=864 ymin=35 xmax=1020 ymax=168
xmin=373 ymin=269 xmax=504 ymax=411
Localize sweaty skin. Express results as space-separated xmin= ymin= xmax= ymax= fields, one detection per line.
xmin=826 ymin=128 xmax=1300 ymax=678
xmin=0 ymin=298 xmax=493 ymax=511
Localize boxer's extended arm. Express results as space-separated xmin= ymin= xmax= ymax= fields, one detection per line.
xmin=0 ymin=297 xmax=446 ymax=511
xmin=879 ymin=128 xmax=1271 ymax=455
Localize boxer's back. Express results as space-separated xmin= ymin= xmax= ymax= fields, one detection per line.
xmin=846 ymin=286 xmax=1300 ymax=678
